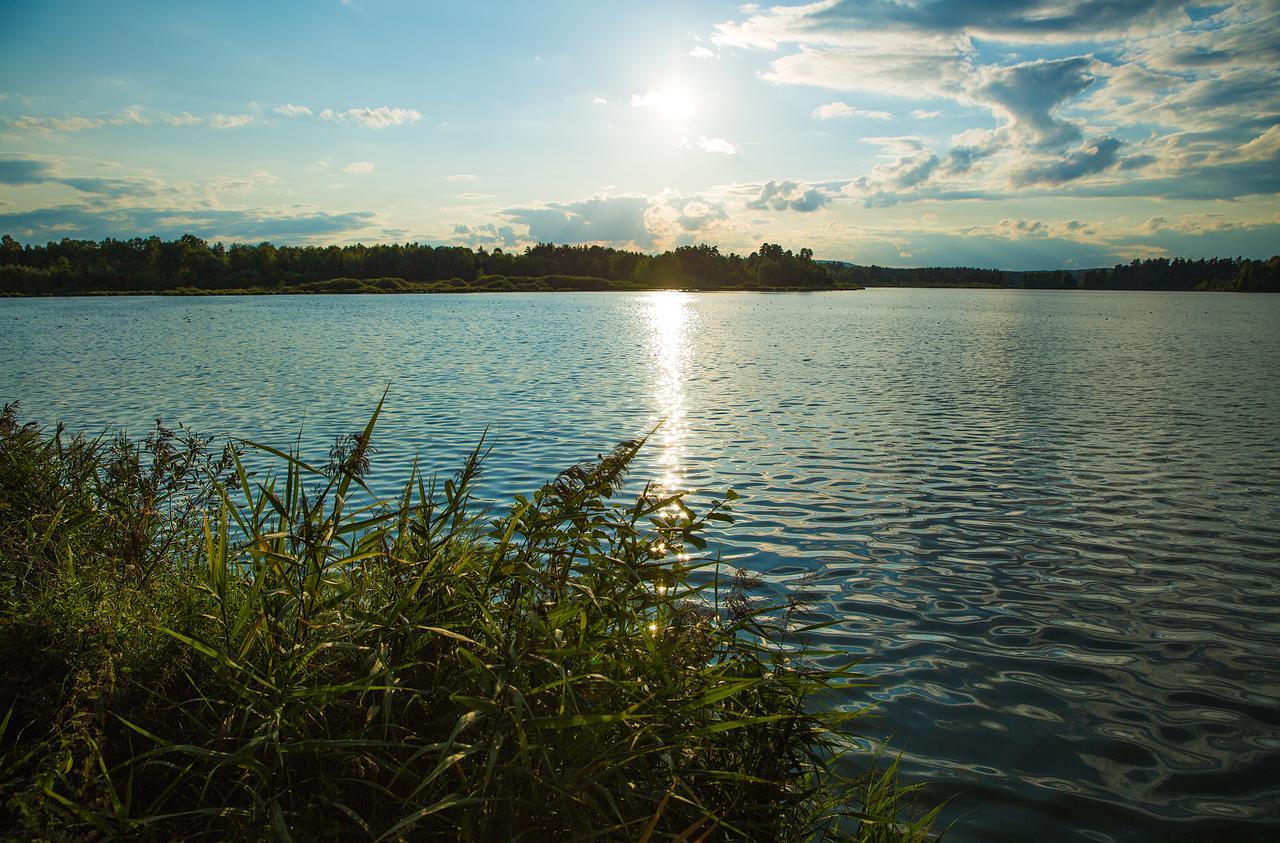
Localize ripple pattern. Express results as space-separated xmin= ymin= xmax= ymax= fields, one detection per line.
xmin=2 ymin=289 xmax=1278 ymax=841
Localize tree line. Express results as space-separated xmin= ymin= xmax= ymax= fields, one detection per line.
xmin=826 ymin=256 xmax=1279 ymax=292
xmin=0 ymin=235 xmax=836 ymax=294
xmin=2 ymin=234 xmax=1275 ymax=294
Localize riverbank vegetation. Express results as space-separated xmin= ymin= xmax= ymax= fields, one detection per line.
xmin=0 ymin=401 xmax=937 ymax=840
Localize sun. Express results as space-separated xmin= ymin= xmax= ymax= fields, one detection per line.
xmin=656 ymin=88 xmax=695 ymax=122
xmin=631 ymin=87 xmax=696 ymax=123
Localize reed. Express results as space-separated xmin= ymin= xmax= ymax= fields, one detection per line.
xmin=0 ymin=399 xmax=937 ymax=840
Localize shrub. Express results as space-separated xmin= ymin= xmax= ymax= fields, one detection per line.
xmin=0 ymin=400 xmax=935 ymax=840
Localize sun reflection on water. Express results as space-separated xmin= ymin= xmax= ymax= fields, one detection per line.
xmin=644 ymin=291 xmax=694 ymax=491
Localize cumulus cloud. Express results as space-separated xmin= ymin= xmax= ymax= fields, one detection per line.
xmin=706 ymin=0 xmax=1271 ymax=202
xmin=274 ymin=103 xmax=313 ymax=118
xmin=503 ymin=193 xmax=654 ymax=246
xmin=642 ymin=190 xmax=732 ymax=243
xmin=698 ymin=136 xmax=737 ymax=154
xmin=844 ymin=136 xmax=942 ymax=205
xmin=813 ymin=101 xmax=891 ymax=120
xmin=496 ymin=189 xmax=737 ymax=249
xmin=1011 ymin=137 xmax=1123 ymax=186
xmin=319 ymin=106 xmax=422 ymax=128
xmin=746 ymin=179 xmax=834 ymax=212
xmin=342 ymin=160 xmax=375 ymax=174
xmin=689 ymin=46 xmax=718 ymax=59
xmin=972 ymin=57 xmax=1096 ymax=150
xmin=452 ymin=222 xmax=518 ymax=249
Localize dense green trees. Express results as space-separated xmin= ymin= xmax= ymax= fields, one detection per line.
xmin=825 ymin=255 xmax=1278 ymax=292
xmin=0 ymin=235 xmax=838 ymax=295
xmin=2 ymin=233 xmax=1272 ymax=294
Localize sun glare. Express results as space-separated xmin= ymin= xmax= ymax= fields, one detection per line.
xmin=631 ymin=87 xmax=696 ymax=123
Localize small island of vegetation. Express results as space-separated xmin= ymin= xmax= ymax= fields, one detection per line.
xmin=0 ymin=400 xmax=937 ymax=840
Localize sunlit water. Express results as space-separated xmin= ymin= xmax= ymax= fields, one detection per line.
xmin=2 ymin=290 xmax=1278 ymax=841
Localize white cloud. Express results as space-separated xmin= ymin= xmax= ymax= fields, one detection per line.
xmin=747 ymin=179 xmax=834 ymax=212
xmin=592 ymin=97 xmax=608 ymax=105
xmin=698 ymin=136 xmax=737 ymax=154
xmin=1239 ymin=124 xmax=1280 ymax=161
xmin=689 ymin=46 xmax=718 ymax=59
xmin=446 ymin=173 xmax=477 ymax=181
xmin=630 ymin=90 xmax=695 ymax=121
xmin=813 ymin=101 xmax=891 ymax=120
xmin=342 ymin=160 xmax=375 ymax=174
xmin=10 ymin=106 xmax=154 ymax=133
xmin=274 ymin=103 xmax=312 ymax=118
xmin=319 ymin=106 xmax=422 ymax=128
xmin=209 ymin=113 xmax=253 ymax=129
xmin=911 ymin=109 xmax=942 ymax=119
xmin=9 ymin=115 xmax=106 ymax=133
xmin=164 ymin=112 xmax=202 ymax=126
xmin=204 ymin=169 xmax=278 ymax=206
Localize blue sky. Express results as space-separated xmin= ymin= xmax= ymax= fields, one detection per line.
xmin=1 ymin=0 xmax=1277 ymax=269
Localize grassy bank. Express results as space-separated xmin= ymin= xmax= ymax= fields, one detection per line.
xmin=0 ymin=400 xmax=932 ymax=840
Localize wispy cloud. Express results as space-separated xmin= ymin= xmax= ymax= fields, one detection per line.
xmin=209 ymin=113 xmax=253 ymax=129
xmin=274 ymin=103 xmax=312 ymax=118
xmin=342 ymin=160 xmax=375 ymax=174
xmin=5 ymin=106 xmax=255 ymax=133
xmin=163 ymin=112 xmax=203 ymax=127
xmin=318 ymin=106 xmax=421 ymax=128
xmin=813 ymin=101 xmax=891 ymax=121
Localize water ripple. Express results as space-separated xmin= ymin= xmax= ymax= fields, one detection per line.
xmin=2 ymin=289 xmax=1278 ymax=841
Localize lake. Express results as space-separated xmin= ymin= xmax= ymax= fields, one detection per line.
xmin=2 ymin=289 xmax=1277 ymax=841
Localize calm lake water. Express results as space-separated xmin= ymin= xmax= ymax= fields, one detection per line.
xmin=2 ymin=289 xmax=1278 ymax=841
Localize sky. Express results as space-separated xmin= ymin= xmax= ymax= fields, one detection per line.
xmin=1 ymin=0 xmax=1277 ymax=269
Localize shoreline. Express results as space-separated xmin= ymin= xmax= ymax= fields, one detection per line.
xmin=1 ymin=283 xmax=866 ymax=297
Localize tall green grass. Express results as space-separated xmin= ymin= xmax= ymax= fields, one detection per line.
xmin=0 ymin=399 xmax=937 ymax=840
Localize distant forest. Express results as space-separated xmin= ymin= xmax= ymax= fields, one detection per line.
xmin=0 ymin=237 xmax=831 ymax=294
xmin=826 ymin=256 xmax=1280 ymax=292
xmin=1 ymin=234 xmax=1276 ymax=294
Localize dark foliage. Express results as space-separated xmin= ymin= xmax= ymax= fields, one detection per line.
xmin=824 ymin=255 xmax=1279 ymax=291
xmin=0 ymin=234 xmax=840 ymax=295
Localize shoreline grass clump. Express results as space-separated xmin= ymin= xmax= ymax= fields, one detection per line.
xmin=0 ymin=399 xmax=936 ymax=840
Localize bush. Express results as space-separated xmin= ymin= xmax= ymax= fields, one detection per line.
xmin=0 ymin=400 xmax=935 ymax=840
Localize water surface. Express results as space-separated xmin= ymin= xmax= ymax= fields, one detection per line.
xmin=3 ymin=289 xmax=1278 ymax=841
